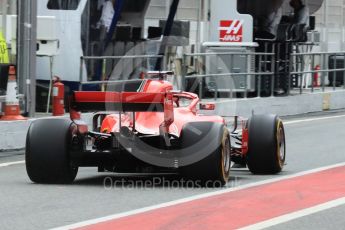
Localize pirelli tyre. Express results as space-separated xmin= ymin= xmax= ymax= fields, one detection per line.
xmin=246 ymin=114 xmax=286 ymax=174
xmin=25 ymin=119 xmax=78 ymax=184
xmin=179 ymin=122 xmax=231 ymax=187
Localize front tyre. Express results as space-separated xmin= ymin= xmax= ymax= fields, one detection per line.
xmin=247 ymin=114 xmax=286 ymax=174
xmin=26 ymin=119 xmax=78 ymax=184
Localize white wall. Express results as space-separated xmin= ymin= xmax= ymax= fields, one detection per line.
xmin=314 ymin=0 xmax=345 ymax=52
xmin=145 ymin=0 xmax=203 ymax=44
xmin=146 ymin=0 xmax=200 ymax=20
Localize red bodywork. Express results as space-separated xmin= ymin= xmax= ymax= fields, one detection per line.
xmin=71 ymin=79 xmax=225 ymax=138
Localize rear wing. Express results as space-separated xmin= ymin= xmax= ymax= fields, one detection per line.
xmin=70 ymin=91 xmax=174 ymax=144
xmin=70 ymin=91 xmax=170 ymax=112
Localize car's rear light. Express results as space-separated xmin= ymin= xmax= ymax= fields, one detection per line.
xmin=199 ymin=103 xmax=216 ymax=110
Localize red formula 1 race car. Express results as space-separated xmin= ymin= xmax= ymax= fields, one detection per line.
xmin=25 ymin=72 xmax=286 ymax=186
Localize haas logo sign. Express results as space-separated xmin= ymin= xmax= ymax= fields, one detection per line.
xmin=219 ymin=20 xmax=244 ymax=42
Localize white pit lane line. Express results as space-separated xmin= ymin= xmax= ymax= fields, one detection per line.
xmin=51 ymin=162 xmax=345 ymax=230
xmin=238 ymin=197 xmax=345 ymax=230
xmin=284 ymin=114 xmax=345 ymax=125
xmin=0 ymin=160 xmax=25 ymax=168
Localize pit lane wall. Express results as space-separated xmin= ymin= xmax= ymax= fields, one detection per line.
xmin=0 ymin=114 xmax=92 ymax=151
xmin=1 ymin=90 xmax=345 ymax=151
xmin=211 ymin=90 xmax=345 ymax=118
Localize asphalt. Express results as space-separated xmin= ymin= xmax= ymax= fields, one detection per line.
xmin=268 ymin=205 xmax=345 ymax=230
xmin=1 ymin=111 xmax=345 ymax=230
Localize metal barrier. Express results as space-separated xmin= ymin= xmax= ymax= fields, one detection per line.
xmin=289 ymin=51 xmax=345 ymax=94
xmin=181 ymin=49 xmax=345 ymax=99
xmin=79 ymin=55 xmax=164 ymax=90
xmin=77 ymin=51 xmax=345 ymax=100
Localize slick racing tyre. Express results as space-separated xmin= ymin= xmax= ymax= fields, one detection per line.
xmin=26 ymin=119 xmax=78 ymax=184
xmin=246 ymin=114 xmax=286 ymax=174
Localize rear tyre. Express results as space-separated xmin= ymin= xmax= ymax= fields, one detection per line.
xmin=26 ymin=119 xmax=78 ymax=184
xmin=180 ymin=122 xmax=231 ymax=187
xmin=247 ymin=114 xmax=286 ymax=174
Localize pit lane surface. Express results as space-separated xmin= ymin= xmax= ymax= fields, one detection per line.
xmin=1 ymin=111 xmax=345 ymax=230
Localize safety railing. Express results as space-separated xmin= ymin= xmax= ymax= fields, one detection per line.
xmin=289 ymin=51 xmax=345 ymax=95
xmin=79 ymin=55 xmax=164 ymax=90
xmin=77 ymin=51 xmax=345 ymax=100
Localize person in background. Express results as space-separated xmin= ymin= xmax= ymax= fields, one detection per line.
xmin=256 ymin=8 xmax=282 ymax=39
xmin=290 ymin=0 xmax=310 ymax=27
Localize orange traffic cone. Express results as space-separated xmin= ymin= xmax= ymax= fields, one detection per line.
xmin=0 ymin=66 xmax=27 ymax=121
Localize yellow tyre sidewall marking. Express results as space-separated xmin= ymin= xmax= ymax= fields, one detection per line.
xmin=276 ymin=120 xmax=285 ymax=169
xmin=221 ymin=128 xmax=230 ymax=181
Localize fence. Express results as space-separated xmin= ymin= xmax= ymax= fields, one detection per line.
xmin=78 ymin=50 xmax=345 ymax=100
xmin=181 ymin=50 xmax=345 ymax=99
xmin=289 ymin=51 xmax=345 ymax=94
